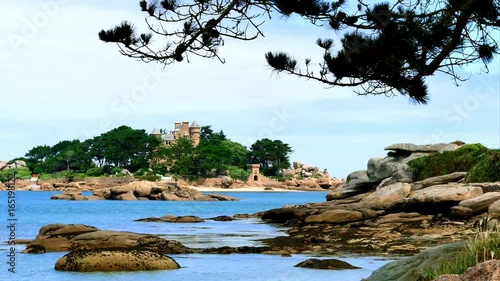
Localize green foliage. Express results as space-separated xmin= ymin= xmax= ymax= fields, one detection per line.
xmin=100 ymin=1 xmax=500 ymax=103
xmin=407 ymin=144 xmax=489 ymax=181
xmin=418 ymin=218 xmax=500 ymax=280
xmin=248 ymin=138 xmax=293 ymax=177
xmin=86 ymin=167 xmax=104 ymax=177
xmin=0 ymin=168 xmax=32 ymax=182
xmin=466 ymin=150 xmax=500 ymax=183
xmin=134 ymin=168 xmax=151 ymax=176
xmin=155 ymin=137 xmax=196 ymax=177
xmin=134 ymin=175 xmax=161 ymax=182
xmin=228 ymin=166 xmax=250 ymax=181
xmin=23 ymin=126 xmax=161 ymax=176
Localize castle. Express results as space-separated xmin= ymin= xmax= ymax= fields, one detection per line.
xmin=151 ymin=121 xmax=201 ymax=146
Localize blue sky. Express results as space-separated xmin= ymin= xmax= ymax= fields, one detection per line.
xmin=1 ymin=1 xmax=499 ymax=177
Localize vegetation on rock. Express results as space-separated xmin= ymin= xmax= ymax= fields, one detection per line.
xmin=418 ymin=218 xmax=500 ymax=280
xmin=407 ymin=144 xmax=498 ymax=182
xmin=466 ymin=150 xmax=500 ymax=183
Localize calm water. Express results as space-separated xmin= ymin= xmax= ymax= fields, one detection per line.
xmin=0 ymin=191 xmax=393 ymax=280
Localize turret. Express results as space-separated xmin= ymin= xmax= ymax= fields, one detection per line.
xmin=151 ymin=128 xmax=162 ymax=138
xmin=189 ymin=121 xmax=201 ymax=146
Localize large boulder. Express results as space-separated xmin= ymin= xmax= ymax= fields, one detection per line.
xmin=22 ymin=224 xmax=98 ymax=253
xmin=116 ymin=191 xmax=137 ymax=201
xmin=70 ymin=230 xmax=191 ymax=254
xmin=304 ymin=209 xmax=363 ymax=224
xmin=360 ymin=183 xmax=411 ymax=210
xmin=364 ymin=242 xmax=466 ymax=281
xmin=221 ymin=176 xmax=234 ymax=188
xmin=467 ymin=182 xmax=500 ymax=193
xmin=411 ymin=172 xmax=468 ymax=191
xmin=327 ymin=170 xmax=376 ymax=200
xmin=408 ymin=184 xmax=483 ymax=205
xmin=367 ymin=157 xmax=408 ymax=183
xmin=450 ymin=206 xmax=473 ymax=219
xmin=55 ymin=250 xmax=180 ymax=272
xmin=458 ymin=192 xmax=500 ymax=215
xmin=433 ymin=260 xmax=500 ymax=281
xmin=488 ymin=200 xmax=500 ymax=219
xmin=23 ymin=224 xmax=191 ymax=254
xmin=0 ymin=161 xmax=7 ymax=170
xmin=377 ymin=166 xmax=415 ymax=189
xmin=384 ymin=143 xmax=460 ymax=153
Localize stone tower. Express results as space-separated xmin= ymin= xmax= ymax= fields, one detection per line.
xmin=248 ymin=164 xmax=261 ymax=182
xmin=189 ymin=121 xmax=201 ymax=146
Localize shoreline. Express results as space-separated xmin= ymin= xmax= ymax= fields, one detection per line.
xmin=188 ymin=186 xmax=312 ymax=192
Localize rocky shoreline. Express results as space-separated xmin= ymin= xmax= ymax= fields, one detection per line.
xmin=4 ymin=142 xmax=500 ymax=280
xmin=257 ymin=143 xmax=500 ymax=257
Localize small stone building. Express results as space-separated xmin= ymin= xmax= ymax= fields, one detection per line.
xmin=248 ymin=164 xmax=262 ymax=182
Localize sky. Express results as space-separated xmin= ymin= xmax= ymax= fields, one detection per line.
xmin=0 ymin=1 xmax=499 ymax=178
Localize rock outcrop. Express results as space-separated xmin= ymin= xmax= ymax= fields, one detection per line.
xmin=22 ymin=224 xmax=191 ymax=254
xmin=259 ymin=143 xmax=500 ymax=257
xmin=49 ymin=181 xmax=238 ymax=202
xmin=282 ymin=161 xmax=345 ymax=189
xmin=55 ymin=250 xmax=180 ymax=272
xmin=364 ymin=242 xmax=466 ymax=281
xmin=327 ymin=142 xmax=463 ymax=200
xmin=0 ymin=160 xmax=27 ymax=170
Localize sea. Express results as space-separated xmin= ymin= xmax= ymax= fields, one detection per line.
xmin=0 ymin=191 xmax=394 ymax=281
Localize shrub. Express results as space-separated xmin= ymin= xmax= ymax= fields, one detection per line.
xmin=111 ymin=166 xmax=123 ymax=175
xmin=86 ymin=167 xmax=104 ymax=177
xmin=408 ymin=143 xmax=489 ymax=181
xmin=0 ymin=168 xmax=32 ymax=182
xmin=466 ymin=150 xmax=500 ymax=183
xmin=228 ymin=167 xmax=250 ymax=181
xmin=134 ymin=175 xmax=161 ymax=181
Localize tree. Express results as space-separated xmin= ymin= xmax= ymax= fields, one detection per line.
xmin=96 ymin=126 xmax=161 ymax=171
xmin=248 ymin=138 xmax=293 ymax=176
xmin=156 ymin=137 xmax=197 ymax=176
xmin=99 ymin=0 xmax=499 ymax=104
xmin=24 ymin=145 xmax=52 ymax=173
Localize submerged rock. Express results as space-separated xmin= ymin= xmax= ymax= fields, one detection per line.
xmin=212 ymin=215 xmax=234 ymax=221
xmin=167 ymin=216 xmax=205 ymax=223
xmin=294 ymin=258 xmax=360 ymax=270
xmin=54 ymin=250 xmax=180 ymax=272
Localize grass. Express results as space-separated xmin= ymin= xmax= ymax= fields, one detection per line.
xmin=418 ymin=217 xmax=500 ymax=280
xmin=466 ymin=149 xmax=500 ymax=183
xmin=407 ymin=143 xmax=495 ymax=182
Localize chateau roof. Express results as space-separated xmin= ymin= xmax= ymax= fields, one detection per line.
xmin=162 ymin=134 xmax=175 ymax=141
xmin=190 ymin=121 xmax=200 ymax=128
xmin=151 ymin=128 xmax=161 ymax=135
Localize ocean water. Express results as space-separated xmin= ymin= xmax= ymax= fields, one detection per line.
xmin=0 ymin=191 xmax=394 ymax=280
